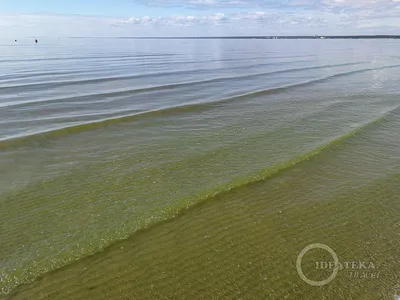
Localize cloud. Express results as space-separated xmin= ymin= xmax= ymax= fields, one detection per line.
xmin=0 ymin=14 xmax=126 ymax=38
xmin=122 ymin=13 xmax=228 ymax=27
xmin=117 ymin=6 xmax=400 ymax=32
xmin=135 ymin=0 xmax=261 ymax=8
xmin=1 ymin=0 xmax=400 ymax=38
xmin=321 ymin=0 xmax=400 ymax=8
xmin=132 ymin=0 xmax=400 ymax=9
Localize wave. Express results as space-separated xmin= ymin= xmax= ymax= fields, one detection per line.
xmin=0 ymin=53 xmax=181 ymax=64
xmin=0 ymin=61 xmax=368 ymax=110
xmin=0 ymin=61 xmax=363 ymax=94
xmin=0 ymin=58 xmax=305 ymax=82
xmin=0 ymin=53 xmax=314 ymax=68
xmin=0 ymin=57 xmax=323 ymax=92
xmin=140 ymin=105 xmax=399 ymax=207
xmin=0 ymin=59 xmax=313 ymax=87
xmin=1 ymin=65 xmax=399 ymax=148
xmin=0 ymin=53 xmax=273 ymax=64
xmin=2 ymin=104 xmax=397 ymax=297
xmin=0 ymin=70 xmax=90 ymax=81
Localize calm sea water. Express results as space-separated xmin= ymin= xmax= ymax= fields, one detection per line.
xmin=0 ymin=38 xmax=399 ymax=299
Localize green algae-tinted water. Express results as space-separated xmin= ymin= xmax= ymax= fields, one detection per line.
xmin=0 ymin=39 xmax=399 ymax=299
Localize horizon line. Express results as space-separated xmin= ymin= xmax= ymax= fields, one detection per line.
xmin=68 ymin=35 xmax=400 ymax=40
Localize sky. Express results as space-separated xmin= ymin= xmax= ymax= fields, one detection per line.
xmin=0 ymin=0 xmax=400 ymax=37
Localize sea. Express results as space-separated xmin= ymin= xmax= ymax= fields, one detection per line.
xmin=0 ymin=38 xmax=399 ymax=299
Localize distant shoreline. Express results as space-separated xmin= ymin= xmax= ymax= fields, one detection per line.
xmin=69 ymin=35 xmax=400 ymax=40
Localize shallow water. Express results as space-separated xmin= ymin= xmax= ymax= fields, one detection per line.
xmin=0 ymin=38 xmax=399 ymax=299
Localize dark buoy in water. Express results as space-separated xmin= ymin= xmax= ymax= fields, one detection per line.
xmin=35 ymin=39 xmax=38 ymax=43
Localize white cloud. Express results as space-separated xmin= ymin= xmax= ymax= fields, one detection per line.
xmin=120 ymin=13 xmax=228 ymax=29
xmin=1 ymin=1 xmax=400 ymax=39
xmin=320 ymin=0 xmax=400 ymax=9
xmin=134 ymin=0 xmax=400 ymax=8
xmin=116 ymin=7 xmax=400 ymax=32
